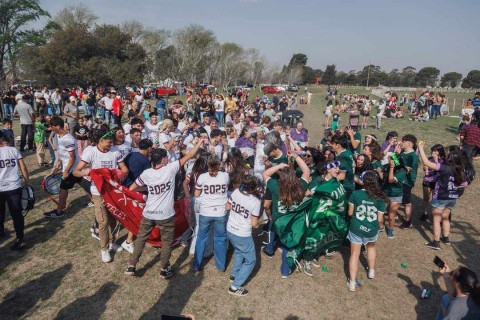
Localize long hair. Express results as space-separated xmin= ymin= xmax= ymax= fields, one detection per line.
xmin=207 ymin=155 xmax=221 ymax=177
xmin=452 ymin=267 xmax=480 ymax=305
xmin=278 ymin=168 xmax=305 ymax=208
xmin=431 ymin=143 xmax=446 ymax=160
xmin=446 ymin=149 xmax=466 ymax=185
xmin=189 ymin=154 xmax=209 ymax=191
xmin=365 ymin=143 xmax=383 ymax=161
xmin=224 ymin=147 xmax=246 ymax=191
xmin=356 ymin=154 xmax=373 ymax=175
xmin=239 ymin=175 xmax=263 ymax=200
xmin=362 ymin=171 xmax=388 ymax=202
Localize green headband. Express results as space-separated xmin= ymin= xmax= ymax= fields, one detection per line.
xmin=101 ymin=130 xmax=116 ymax=139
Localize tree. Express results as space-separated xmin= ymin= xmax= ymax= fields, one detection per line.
xmin=356 ymin=64 xmax=388 ymax=86
xmin=322 ymin=64 xmax=337 ymax=85
xmin=415 ymin=67 xmax=440 ymax=87
xmin=461 ymin=70 xmax=480 ymax=89
xmin=288 ymin=53 xmax=308 ymax=67
xmin=302 ymin=66 xmax=315 ymax=84
xmin=54 ymin=3 xmax=98 ymax=29
xmin=400 ymin=66 xmax=417 ymax=87
xmin=0 ymin=0 xmax=51 ymax=89
xmin=283 ymin=65 xmax=303 ymax=85
xmin=217 ymin=42 xmax=248 ymax=87
xmin=440 ymin=72 xmax=462 ymax=88
xmin=386 ymin=69 xmax=401 ymax=87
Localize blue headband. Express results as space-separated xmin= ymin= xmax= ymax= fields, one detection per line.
xmin=324 ymin=161 xmax=340 ymax=170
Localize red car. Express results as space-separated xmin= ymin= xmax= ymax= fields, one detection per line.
xmin=156 ymin=86 xmax=176 ymax=96
xmin=262 ymin=86 xmax=283 ymax=94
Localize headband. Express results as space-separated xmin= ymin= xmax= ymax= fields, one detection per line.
xmin=101 ymin=130 xmax=116 ymax=139
xmin=365 ymin=135 xmax=377 ymax=141
xmin=324 ymin=161 xmax=340 ymax=170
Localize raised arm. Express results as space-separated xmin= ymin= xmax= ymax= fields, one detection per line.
xmin=418 ymin=141 xmax=437 ymax=170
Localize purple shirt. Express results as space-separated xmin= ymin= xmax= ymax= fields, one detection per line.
xmin=290 ymin=129 xmax=308 ymax=143
xmin=235 ymin=136 xmax=255 ymax=150
xmin=381 ymin=140 xmax=395 ymax=153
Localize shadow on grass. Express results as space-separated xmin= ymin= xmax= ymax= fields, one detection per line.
xmin=140 ymin=246 xmax=203 ymax=319
xmin=53 ymin=282 xmax=119 ymax=320
xmin=0 ymin=263 xmax=72 ymax=320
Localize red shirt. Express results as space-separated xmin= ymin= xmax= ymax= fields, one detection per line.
xmin=112 ymin=98 xmax=123 ymax=116
xmin=461 ymin=125 xmax=480 ymax=148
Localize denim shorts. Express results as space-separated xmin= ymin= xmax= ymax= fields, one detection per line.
xmin=389 ymin=196 xmax=403 ymax=203
xmin=347 ymin=230 xmax=378 ymax=245
xmin=431 ymin=199 xmax=457 ymax=210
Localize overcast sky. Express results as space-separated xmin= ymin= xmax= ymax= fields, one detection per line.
xmin=37 ymin=0 xmax=479 ymax=76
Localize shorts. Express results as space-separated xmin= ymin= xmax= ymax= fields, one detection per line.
xmin=431 ymin=199 xmax=457 ymax=210
xmin=422 ymin=181 xmax=435 ymax=189
xmin=389 ymin=196 xmax=403 ymax=203
xmin=402 ymin=185 xmax=412 ymax=205
xmin=60 ymin=173 xmax=83 ymax=190
xmin=347 ymin=230 xmax=378 ymax=245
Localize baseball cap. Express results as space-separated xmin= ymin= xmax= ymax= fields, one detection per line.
xmin=69 ymin=96 xmax=76 ymax=102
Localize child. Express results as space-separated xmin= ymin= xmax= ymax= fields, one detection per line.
xmin=1 ymin=119 xmax=15 ymax=147
xmin=34 ymin=114 xmax=47 ymax=166
xmin=332 ymin=107 xmax=340 ymax=131
xmin=84 ymin=115 xmax=94 ymax=129
xmin=347 ymin=171 xmax=388 ymax=292
xmin=74 ymin=117 xmax=90 ymax=156
xmin=399 ymin=135 xmax=419 ymax=228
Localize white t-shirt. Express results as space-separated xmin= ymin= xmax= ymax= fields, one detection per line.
xmin=158 ymin=132 xmax=171 ymax=148
xmin=114 ymin=141 xmax=132 ymax=161
xmin=227 ymin=137 xmax=236 ymax=148
xmin=136 ymin=161 xmax=180 ymax=220
xmin=0 ymin=146 xmax=23 ymax=191
xmin=81 ymin=146 xmax=123 ymax=195
xmin=101 ymin=97 xmax=113 ymax=110
xmin=57 ymin=133 xmax=80 ymax=173
xmin=196 ymin=171 xmax=229 ymax=217
xmin=254 ymin=140 xmax=266 ymax=174
xmin=227 ymin=189 xmax=261 ymax=237
xmin=145 ymin=121 xmax=160 ymax=144
xmin=123 ymin=122 xmax=132 ymax=135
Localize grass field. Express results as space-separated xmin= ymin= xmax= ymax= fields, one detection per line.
xmin=0 ymin=86 xmax=479 ymax=320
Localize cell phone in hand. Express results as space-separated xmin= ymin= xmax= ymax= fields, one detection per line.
xmin=433 ymin=255 xmax=445 ymax=269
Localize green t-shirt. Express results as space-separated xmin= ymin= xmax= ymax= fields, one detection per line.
xmin=349 ymin=189 xmax=386 ymax=238
xmin=34 ymin=121 xmax=46 ymax=143
xmin=372 ymin=160 xmax=382 ymax=171
xmin=383 ymin=169 xmax=408 ymax=197
xmin=267 ymin=177 xmax=309 ymax=217
xmin=400 ymin=151 xmax=419 ymax=187
xmin=309 ymin=177 xmax=347 ymax=216
xmin=296 ymin=164 xmax=318 ymax=182
xmin=337 ymin=149 xmax=355 ymax=193
xmin=349 ymin=131 xmax=362 ymax=154
xmin=268 ymin=154 xmax=288 ymax=166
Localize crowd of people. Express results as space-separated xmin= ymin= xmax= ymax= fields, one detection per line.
xmin=1 ymin=85 xmax=479 ymax=317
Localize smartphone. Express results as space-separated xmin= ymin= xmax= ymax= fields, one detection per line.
xmin=433 ymin=255 xmax=445 ymax=269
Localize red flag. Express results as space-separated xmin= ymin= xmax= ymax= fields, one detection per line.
xmin=90 ymin=168 xmax=190 ymax=247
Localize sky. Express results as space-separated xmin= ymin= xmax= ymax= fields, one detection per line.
xmin=35 ymin=0 xmax=479 ymax=76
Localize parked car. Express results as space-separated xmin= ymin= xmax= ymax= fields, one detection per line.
xmin=156 ymin=86 xmax=177 ymax=97
xmin=288 ymin=85 xmax=299 ymax=92
xmin=262 ymin=86 xmax=283 ymax=94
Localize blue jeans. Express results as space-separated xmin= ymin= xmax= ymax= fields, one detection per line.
xmin=281 ymin=247 xmax=290 ymax=276
xmin=264 ymin=220 xmax=277 ymax=255
xmin=228 ymin=232 xmax=256 ymax=288
xmin=215 ymin=111 xmax=224 ymax=125
xmin=53 ymin=103 xmax=60 ymax=115
xmin=86 ymin=105 xmax=95 ymax=116
xmin=436 ymin=293 xmax=451 ymax=320
xmin=193 ymin=215 xmax=227 ymax=271
xmin=4 ymin=104 xmax=13 ymax=120
xmin=157 ymin=108 xmax=165 ymax=121
xmin=104 ymin=110 xmax=113 ymax=126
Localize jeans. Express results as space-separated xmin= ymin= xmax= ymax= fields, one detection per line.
xmin=53 ymin=103 xmax=60 ymax=115
xmin=187 ymin=198 xmax=214 ymax=256
xmin=216 ymin=111 xmax=224 ymax=125
xmin=193 ymin=215 xmax=227 ymax=271
xmin=264 ymin=220 xmax=277 ymax=255
xmin=158 ymin=108 xmax=165 ymax=121
xmin=228 ymin=232 xmax=256 ymax=288
xmin=432 ymin=105 xmax=441 ymax=118
xmin=104 ymin=110 xmax=113 ymax=126
xmin=87 ymin=105 xmax=95 ymax=116
xmin=20 ymin=124 xmax=34 ymax=151
xmin=409 ymin=101 xmax=415 ymax=113
xmin=462 ymin=143 xmax=476 ymax=163
xmin=47 ymin=138 xmax=56 ymax=163
xmin=281 ymin=247 xmax=290 ymax=276
xmin=376 ymin=114 xmax=382 ymax=129
xmin=0 ymin=188 xmax=24 ymax=239
xmin=436 ymin=293 xmax=451 ymax=320
xmin=4 ymin=103 xmax=13 ymax=120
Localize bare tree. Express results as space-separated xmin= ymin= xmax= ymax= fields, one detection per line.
xmin=54 ymin=4 xmax=98 ymax=29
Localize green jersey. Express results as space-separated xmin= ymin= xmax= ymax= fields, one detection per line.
xmin=383 ymin=169 xmax=408 ymax=197
xmin=348 ymin=189 xmax=386 ymax=238
xmin=296 ymin=164 xmax=318 ymax=182
xmin=310 ymin=178 xmax=347 ymax=217
xmin=400 ymin=151 xmax=419 ymax=187
xmin=268 ymin=153 xmax=288 ymax=166
xmin=349 ymin=131 xmax=362 ymax=154
xmin=34 ymin=121 xmax=46 ymax=143
xmin=267 ymin=177 xmax=309 ymax=217
xmin=337 ymin=149 xmax=355 ymax=193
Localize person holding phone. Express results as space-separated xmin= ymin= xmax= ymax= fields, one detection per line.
xmin=436 ymin=260 xmax=480 ymax=319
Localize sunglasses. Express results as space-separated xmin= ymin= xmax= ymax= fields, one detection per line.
xmin=302 ymin=154 xmax=312 ymax=158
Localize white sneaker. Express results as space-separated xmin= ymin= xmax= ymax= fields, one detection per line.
xmin=121 ymin=240 xmax=134 ymax=254
xmin=109 ymin=243 xmax=123 ymax=252
xmin=368 ymin=269 xmax=375 ymax=279
xmin=348 ymin=280 xmax=356 ymax=292
xmin=101 ymin=249 xmax=112 ymax=263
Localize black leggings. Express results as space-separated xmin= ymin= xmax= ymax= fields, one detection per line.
xmin=0 ymin=188 xmax=24 ymax=239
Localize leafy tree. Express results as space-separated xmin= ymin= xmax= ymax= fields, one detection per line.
xmin=336 ymin=71 xmax=348 ymax=84
xmin=288 ymin=53 xmax=308 ymax=67
xmin=461 ymin=70 xmax=480 ymax=89
xmin=356 ymin=65 xmax=388 ymax=86
xmin=322 ymin=64 xmax=337 ymax=85
xmin=302 ymin=66 xmax=316 ymax=84
xmin=53 ymin=3 xmax=98 ymax=29
xmin=400 ymin=66 xmax=416 ymax=87
xmin=386 ymin=69 xmax=401 ymax=86
xmin=0 ymin=0 xmax=51 ymax=89
xmin=440 ymin=72 xmax=462 ymax=88
xmin=415 ymin=67 xmax=440 ymax=87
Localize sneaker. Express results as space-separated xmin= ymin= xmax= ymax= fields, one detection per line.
xmin=121 ymin=240 xmax=134 ymax=254
xmin=261 ymin=246 xmax=274 ymax=258
xmin=101 ymin=249 xmax=112 ymax=263
xmin=379 ymin=226 xmax=385 ymax=232
xmin=90 ymin=226 xmax=100 ymax=240
xmin=348 ymin=280 xmax=356 ymax=292
xmin=11 ymin=239 xmax=25 ymax=251
xmin=124 ymin=266 xmax=136 ymax=276
xmin=401 ymin=220 xmax=413 ymax=229
xmin=43 ymin=209 xmax=65 ymax=218
xmin=302 ymin=260 xmax=313 ymax=276
xmin=109 ymin=243 xmax=123 ymax=252
xmin=310 ymin=258 xmax=321 ymax=268
xmin=160 ymin=266 xmax=174 ymax=279
xmin=86 ymin=202 xmax=94 ymax=208
xmin=386 ymin=227 xmax=394 ymax=239
xmin=325 ymin=249 xmax=336 ymax=258
xmin=425 ymin=240 xmax=441 ymax=250
xmin=368 ymin=269 xmax=375 ymax=279
xmin=441 ymin=236 xmax=451 ymax=246
xmin=229 ymin=275 xmax=235 ymax=283
xmin=282 ymin=270 xmax=293 ymax=279
xmin=420 ymin=214 xmax=428 ymax=221
xmin=228 ymin=286 xmax=249 ymax=297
